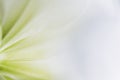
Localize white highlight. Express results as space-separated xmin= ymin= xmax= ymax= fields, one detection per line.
xmin=0 ymin=54 xmax=6 ymax=61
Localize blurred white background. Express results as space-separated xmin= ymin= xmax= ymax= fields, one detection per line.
xmin=49 ymin=0 xmax=120 ymax=80
xmin=67 ymin=0 xmax=120 ymax=80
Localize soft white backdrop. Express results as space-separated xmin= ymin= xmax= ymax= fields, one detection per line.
xmin=69 ymin=0 xmax=120 ymax=80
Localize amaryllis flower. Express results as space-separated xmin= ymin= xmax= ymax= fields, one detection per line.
xmin=0 ymin=0 xmax=86 ymax=80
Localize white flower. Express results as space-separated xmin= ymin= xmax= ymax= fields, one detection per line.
xmin=0 ymin=0 xmax=88 ymax=80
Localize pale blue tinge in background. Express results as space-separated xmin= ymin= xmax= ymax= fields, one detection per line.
xmin=67 ymin=0 xmax=120 ymax=80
